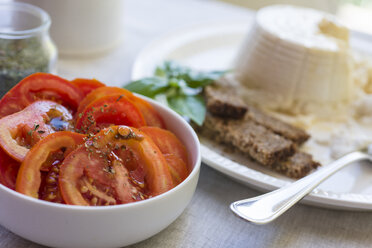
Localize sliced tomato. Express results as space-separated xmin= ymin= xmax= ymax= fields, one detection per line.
xmin=59 ymin=125 xmax=174 ymax=206
xmin=77 ymin=87 xmax=166 ymax=128
xmin=15 ymin=132 xmax=85 ymax=203
xmin=77 ymin=87 xmax=131 ymax=114
xmin=70 ymin=78 xmax=105 ymax=97
xmin=75 ymin=95 xmax=146 ymax=134
xmin=0 ymin=100 xmax=73 ymax=162
xmin=140 ymin=127 xmax=189 ymax=184
xmin=139 ymin=127 xmax=188 ymax=165
xmin=0 ymin=73 xmax=84 ymax=117
xmin=164 ymin=154 xmax=189 ymax=184
xmin=0 ymin=147 xmax=20 ymax=190
xmin=59 ymin=146 xmax=138 ymax=206
xmin=130 ymin=96 xmax=166 ymax=128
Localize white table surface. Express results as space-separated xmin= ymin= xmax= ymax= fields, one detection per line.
xmin=1 ymin=0 xmax=372 ymax=247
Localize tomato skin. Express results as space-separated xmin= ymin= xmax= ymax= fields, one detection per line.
xmin=15 ymin=131 xmax=84 ymax=202
xmin=139 ymin=126 xmax=188 ymax=165
xmin=130 ymin=96 xmax=166 ymax=129
xmin=0 ymin=73 xmax=84 ymax=117
xmin=0 ymin=101 xmax=73 ymax=162
xmin=77 ymin=86 xmax=132 ymax=114
xmin=77 ymin=86 xmax=166 ymax=128
xmin=164 ymin=154 xmax=189 ymax=184
xmin=70 ymin=78 xmax=105 ymax=97
xmin=140 ymin=127 xmax=189 ymax=185
xmin=76 ymin=95 xmax=146 ymax=134
xmin=0 ymin=148 xmax=20 ymax=190
xmin=59 ymin=126 xmax=175 ymax=206
xmin=94 ymin=126 xmax=174 ymax=196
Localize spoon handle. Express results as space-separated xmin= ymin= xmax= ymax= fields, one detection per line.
xmin=230 ymin=151 xmax=370 ymax=224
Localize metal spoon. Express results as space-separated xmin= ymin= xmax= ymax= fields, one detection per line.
xmin=230 ymin=145 xmax=372 ymax=224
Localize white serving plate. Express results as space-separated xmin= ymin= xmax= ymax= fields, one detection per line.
xmin=131 ymin=20 xmax=372 ymax=210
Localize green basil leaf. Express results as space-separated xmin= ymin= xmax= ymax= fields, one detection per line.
xmin=168 ymin=94 xmax=206 ymax=126
xmin=124 ymin=60 xmax=223 ymax=126
xmin=184 ymin=70 xmax=226 ymax=88
xmin=156 ymin=61 xmax=226 ymax=88
xmin=124 ymin=77 xmax=169 ymax=98
xmin=154 ymin=67 xmax=166 ymax=78
xmin=156 ymin=61 xmax=190 ymax=79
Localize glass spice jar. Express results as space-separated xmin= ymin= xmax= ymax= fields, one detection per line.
xmin=0 ymin=2 xmax=57 ymax=97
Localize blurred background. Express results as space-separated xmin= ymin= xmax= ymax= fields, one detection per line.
xmin=217 ymin=0 xmax=372 ymax=34
xmin=1 ymin=0 xmax=370 ymax=85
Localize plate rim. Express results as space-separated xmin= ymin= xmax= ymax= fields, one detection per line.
xmin=132 ymin=20 xmax=251 ymax=81
xmin=131 ymin=19 xmax=372 ymax=211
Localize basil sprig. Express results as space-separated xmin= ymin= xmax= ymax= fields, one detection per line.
xmin=124 ymin=61 xmax=225 ymax=125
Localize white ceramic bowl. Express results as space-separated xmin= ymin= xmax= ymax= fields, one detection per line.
xmin=0 ymin=96 xmax=201 ymax=248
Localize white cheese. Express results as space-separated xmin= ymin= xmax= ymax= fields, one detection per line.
xmin=235 ymin=5 xmax=352 ymax=114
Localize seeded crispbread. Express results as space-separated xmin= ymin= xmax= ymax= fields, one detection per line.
xmin=205 ymin=80 xmax=309 ymax=144
xmin=201 ymin=79 xmax=319 ymax=178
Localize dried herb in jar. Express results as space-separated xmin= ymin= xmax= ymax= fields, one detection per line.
xmin=0 ymin=36 xmax=55 ymax=97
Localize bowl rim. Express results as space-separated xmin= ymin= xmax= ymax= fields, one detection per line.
xmin=0 ymin=94 xmax=201 ymax=211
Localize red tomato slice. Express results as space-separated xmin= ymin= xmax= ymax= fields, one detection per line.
xmin=164 ymin=154 xmax=189 ymax=184
xmin=75 ymin=95 xmax=146 ymax=134
xmin=0 ymin=73 xmax=84 ymax=117
xmin=77 ymin=87 xmax=166 ymax=128
xmin=0 ymin=100 xmax=73 ymax=162
xmin=59 ymin=126 xmax=174 ymax=206
xmin=15 ymin=131 xmax=85 ymax=203
xmin=140 ymin=127 xmax=189 ymax=184
xmin=77 ymin=87 xmax=131 ymax=114
xmin=139 ymin=127 xmax=188 ymax=165
xmin=59 ymin=146 xmax=138 ymax=206
xmin=70 ymin=78 xmax=105 ymax=97
xmin=0 ymin=148 xmax=20 ymax=190
xmin=129 ymin=96 xmax=166 ymax=129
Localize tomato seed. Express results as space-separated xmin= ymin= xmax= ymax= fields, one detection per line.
xmin=91 ymin=197 xmax=98 ymax=205
xmin=46 ymin=193 xmax=56 ymax=201
xmin=118 ymin=126 xmax=131 ymax=137
xmin=80 ymin=186 xmax=88 ymax=194
xmin=46 ymin=176 xmax=56 ymax=184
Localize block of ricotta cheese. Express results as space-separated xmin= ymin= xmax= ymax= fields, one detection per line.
xmin=235 ymin=5 xmax=352 ymax=113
